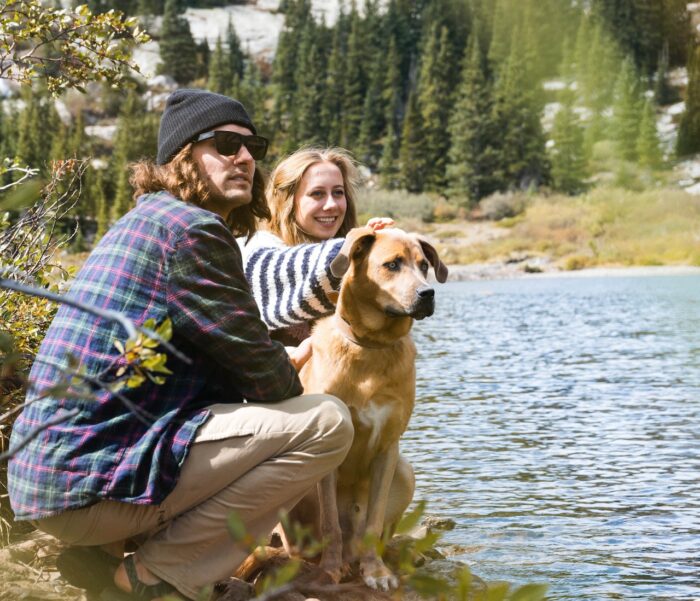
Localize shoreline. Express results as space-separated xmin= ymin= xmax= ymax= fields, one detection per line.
xmin=444 ymin=263 xmax=700 ymax=282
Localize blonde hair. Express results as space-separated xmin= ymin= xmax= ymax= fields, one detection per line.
xmin=265 ymin=147 xmax=360 ymax=245
xmin=130 ymin=144 xmax=270 ymax=239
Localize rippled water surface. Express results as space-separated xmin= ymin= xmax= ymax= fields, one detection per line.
xmin=404 ymin=274 xmax=700 ymax=601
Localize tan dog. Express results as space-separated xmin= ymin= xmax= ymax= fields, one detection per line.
xmin=292 ymin=226 xmax=448 ymax=590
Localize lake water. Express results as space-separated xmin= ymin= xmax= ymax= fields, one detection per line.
xmin=404 ymin=273 xmax=700 ymax=601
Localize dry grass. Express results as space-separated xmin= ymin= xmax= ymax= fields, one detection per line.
xmin=428 ymin=187 xmax=700 ymax=268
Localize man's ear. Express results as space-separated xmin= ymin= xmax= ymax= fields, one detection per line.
xmin=330 ymin=226 xmax=376 ymax=278
xmin=416 ymin=235 xmax=449 ymax=283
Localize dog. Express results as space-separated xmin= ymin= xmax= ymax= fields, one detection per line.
xmin=290 ymin=226 xmax=448 ymax=591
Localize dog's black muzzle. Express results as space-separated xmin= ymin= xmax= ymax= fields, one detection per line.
xmin=409 ymin=286 xmax=435 ymax=320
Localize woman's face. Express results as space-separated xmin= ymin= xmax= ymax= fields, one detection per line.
xmin=294 ymin=161 xmax=347 ymax=240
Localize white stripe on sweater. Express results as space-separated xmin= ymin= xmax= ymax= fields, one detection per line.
xmin=238 ymin=231 xmax=343 ymax=330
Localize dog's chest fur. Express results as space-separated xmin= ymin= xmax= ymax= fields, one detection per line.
xmin=300 ymin=319 xmax=416 ymax=446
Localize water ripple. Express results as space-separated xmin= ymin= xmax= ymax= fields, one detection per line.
xmin=404 ymin=274 xmax=700 ymax=601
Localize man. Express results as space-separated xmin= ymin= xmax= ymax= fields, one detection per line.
xmin=8 ymin=89 xmax=353 ymax=600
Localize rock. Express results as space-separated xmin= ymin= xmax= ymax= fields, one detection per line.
xmin=146 ymin=74 xmax=178 ymax=91
xmin=421 ymin=516 xmax=457 ymax=532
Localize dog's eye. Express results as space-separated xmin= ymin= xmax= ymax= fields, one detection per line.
xmin=420 ymin=261 xmax=429 ymax=273
xmin=384 ymin=260 xmax=400 ymax=271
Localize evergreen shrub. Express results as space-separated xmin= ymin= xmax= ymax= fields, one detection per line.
xmin=478 ymin=192 xmax=528 ymax=221
xmin=357 ymin=189 xmax=435 ymax=223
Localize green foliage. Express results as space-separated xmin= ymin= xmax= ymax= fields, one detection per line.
xmin=677 ymin=44 xmax=700 ymax=157
xmin=0 ymin=0 xmax=148 ymax=94
xmin=491 ymin=30 xmax=550 ymax=190
xmin=110 ymin=90 xmax=158 ymax=222
xmin=611 ymin=57 xmax=644 ymax=161
xmin=398 ymin=91 xmax=426 ymax=193
xmin=417 ymin=23 xmax=453 ymax=191
xmin=592 ymin=0 xmax=688 ymax=74
xmin=208 ymin=36 xmax=232 ymax=94
xmin=158 ymin=0 xmax=198 ymax=84
xmin=447 ymin=37 xmax=501 ymax=204
xmin=549 ymin=98 xmax=587 ymax=195
xmin=357 ymin=188 xmax=435 ymax=223
xmin=636 ymin=98 xmax=663 ymax=169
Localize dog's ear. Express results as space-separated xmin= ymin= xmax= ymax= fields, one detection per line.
xmin=416 ymin=236 xmax=449 ymax=283
xmin=330 ymin=226 xmax=376 ymax=278
xmin=327 ymin=290 xmax=339 ymax=305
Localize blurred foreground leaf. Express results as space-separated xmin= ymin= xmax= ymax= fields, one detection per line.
xmin=0 ymin=180 xmax=43 ymax=211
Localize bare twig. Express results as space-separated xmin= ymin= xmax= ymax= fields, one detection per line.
xmin=0 ymin=166 xmax=39 ymax=191
xmin=0 ymin=277 xmax=190 ymax=364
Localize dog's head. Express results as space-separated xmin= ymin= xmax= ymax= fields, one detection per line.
xmin=331 ymin=227 xmax=448 ymax=320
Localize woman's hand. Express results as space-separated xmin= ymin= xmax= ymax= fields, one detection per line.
xmin=286 ymin=337 xmax=313 ymax=372
xmin=366 ymin=217 xmax=395 ymax=231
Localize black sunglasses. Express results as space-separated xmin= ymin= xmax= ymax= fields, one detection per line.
xmin=195 ymin=130 xmax=269 ymax=160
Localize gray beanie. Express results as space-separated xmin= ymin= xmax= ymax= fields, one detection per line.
xmin=157 ymin=89 xmax=257 ymax=165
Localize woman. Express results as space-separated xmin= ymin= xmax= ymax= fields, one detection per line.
xmin=240 ymin=147 xmax=391 ymax=345
xmin=239 ymin=147 xmax=413 ymax=551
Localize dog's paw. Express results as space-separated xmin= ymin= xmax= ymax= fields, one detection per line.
xmin=319 ymin=552 xmax=343 ymax=584
xmin=360 ymin=558 xmax=399 ymax=591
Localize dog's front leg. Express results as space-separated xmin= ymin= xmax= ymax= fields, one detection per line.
xmin=317 ymin=470 xmax=344 ymax=583
xmin=359 ymin=442 xmax=400 ymax=591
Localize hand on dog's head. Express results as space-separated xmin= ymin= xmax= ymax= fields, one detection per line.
xmin=330 ymin=226 xmax=376 ymax=278
xmin=331 ymin=227 xmax=449 ymax=283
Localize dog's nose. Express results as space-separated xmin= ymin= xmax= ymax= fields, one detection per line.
xmin=417 ymin=286 xmax=434 ymax=299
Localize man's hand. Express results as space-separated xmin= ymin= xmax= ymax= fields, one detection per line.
xmin=286 ymin=337 xmax=313 ymax=372
xmin=366 ymin=217 xmax=395 ymax=231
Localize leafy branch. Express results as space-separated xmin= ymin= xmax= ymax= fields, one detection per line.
xmin=0 ymin=0 xmax=149 ymax=94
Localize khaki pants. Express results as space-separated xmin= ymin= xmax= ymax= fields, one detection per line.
xmin=35 ymin=394 xmax=353 ymax=600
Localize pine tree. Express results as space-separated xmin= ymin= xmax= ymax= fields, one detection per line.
xmin=208 ymin=36 xmax=233 ymax=94
xmin=15 ymin=91 xmax=41 ymax=171
xmin=663 ymin=0 xmax=691 ymax=68
xmin=340 ymin=3 xmax=367 ymax=149
xmin=237 ymin=60 xmax=269 ymax=138
xmin=226 ymin=17 xmax=245 ymax=82
xmin=611 ymin=57 xmax=643 ymax=161
xmin=592 ymin=0 xmax=663 ymax=75
xmin=417 ymin=23 xmax=453 ymax=191
xmin=137 ymin=0 xmax=164 ymax=16
xmin=488 ymin=0 xmax=512 ymax=67
xmin=677 ymin=43 xmax=700 ymax=156
xmin=491 ymin=27 xmax=550 ymax=190
xmin=549 ymin=96 xmax=587 ymax=194
xmin=398 ymin=91 xmax=425 ymax=193
xmin=654 ymin=42 xmax=675 ymax=105
xmin=356 ymin=0 xmax=387 ymax=166
xmin=49 ymin=122 xmax=69 ymax=167
xmin=0 ymin=106 xmax=19 ymax=187
xmin=69 ymin=109 xmax=86 ymax=159
xmin=583 ymin=110 xmax=608 ymax=161
xmin=292 ymin=20 xmax=327 ymax=147
xmin=379 ymin=127 xmax=401 ymax=189
xmin=272 ymin=0 xmax=312 ymax=134
xmin=446 ymin=37 xmax=502 ymax=204
xmin=636 ymin=97 xmax=663 ymax=169
xmin=377 ymin=36 xmax=403 ymax=189
xmin=319 ymin=10 xmax=347 ymax=147
xmin=110 ymin=92 xmax=158 ymax=221
xmin=194 ymin=39 xmax=210 ymax=81
xmin=159 ymin=0 xmax=198 ymax=85
xmin=93 ymin=169 xmax=110 ymax=242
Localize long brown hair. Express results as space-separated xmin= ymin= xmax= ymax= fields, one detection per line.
xmin=265 ymin=147 xmax=360 ymax=245
xmin=130 ymin=143 xmax=270 ymax=239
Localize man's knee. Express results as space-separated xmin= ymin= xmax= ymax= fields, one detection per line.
xmin=309 ymin=394 xmax=354 ymax=460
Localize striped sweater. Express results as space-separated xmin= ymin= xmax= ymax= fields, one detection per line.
xmin=238 ymin=230 xmax=344 ymax=331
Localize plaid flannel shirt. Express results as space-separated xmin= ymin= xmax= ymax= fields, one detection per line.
xmin=8 ymin=191 xmax=302 ymax=521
